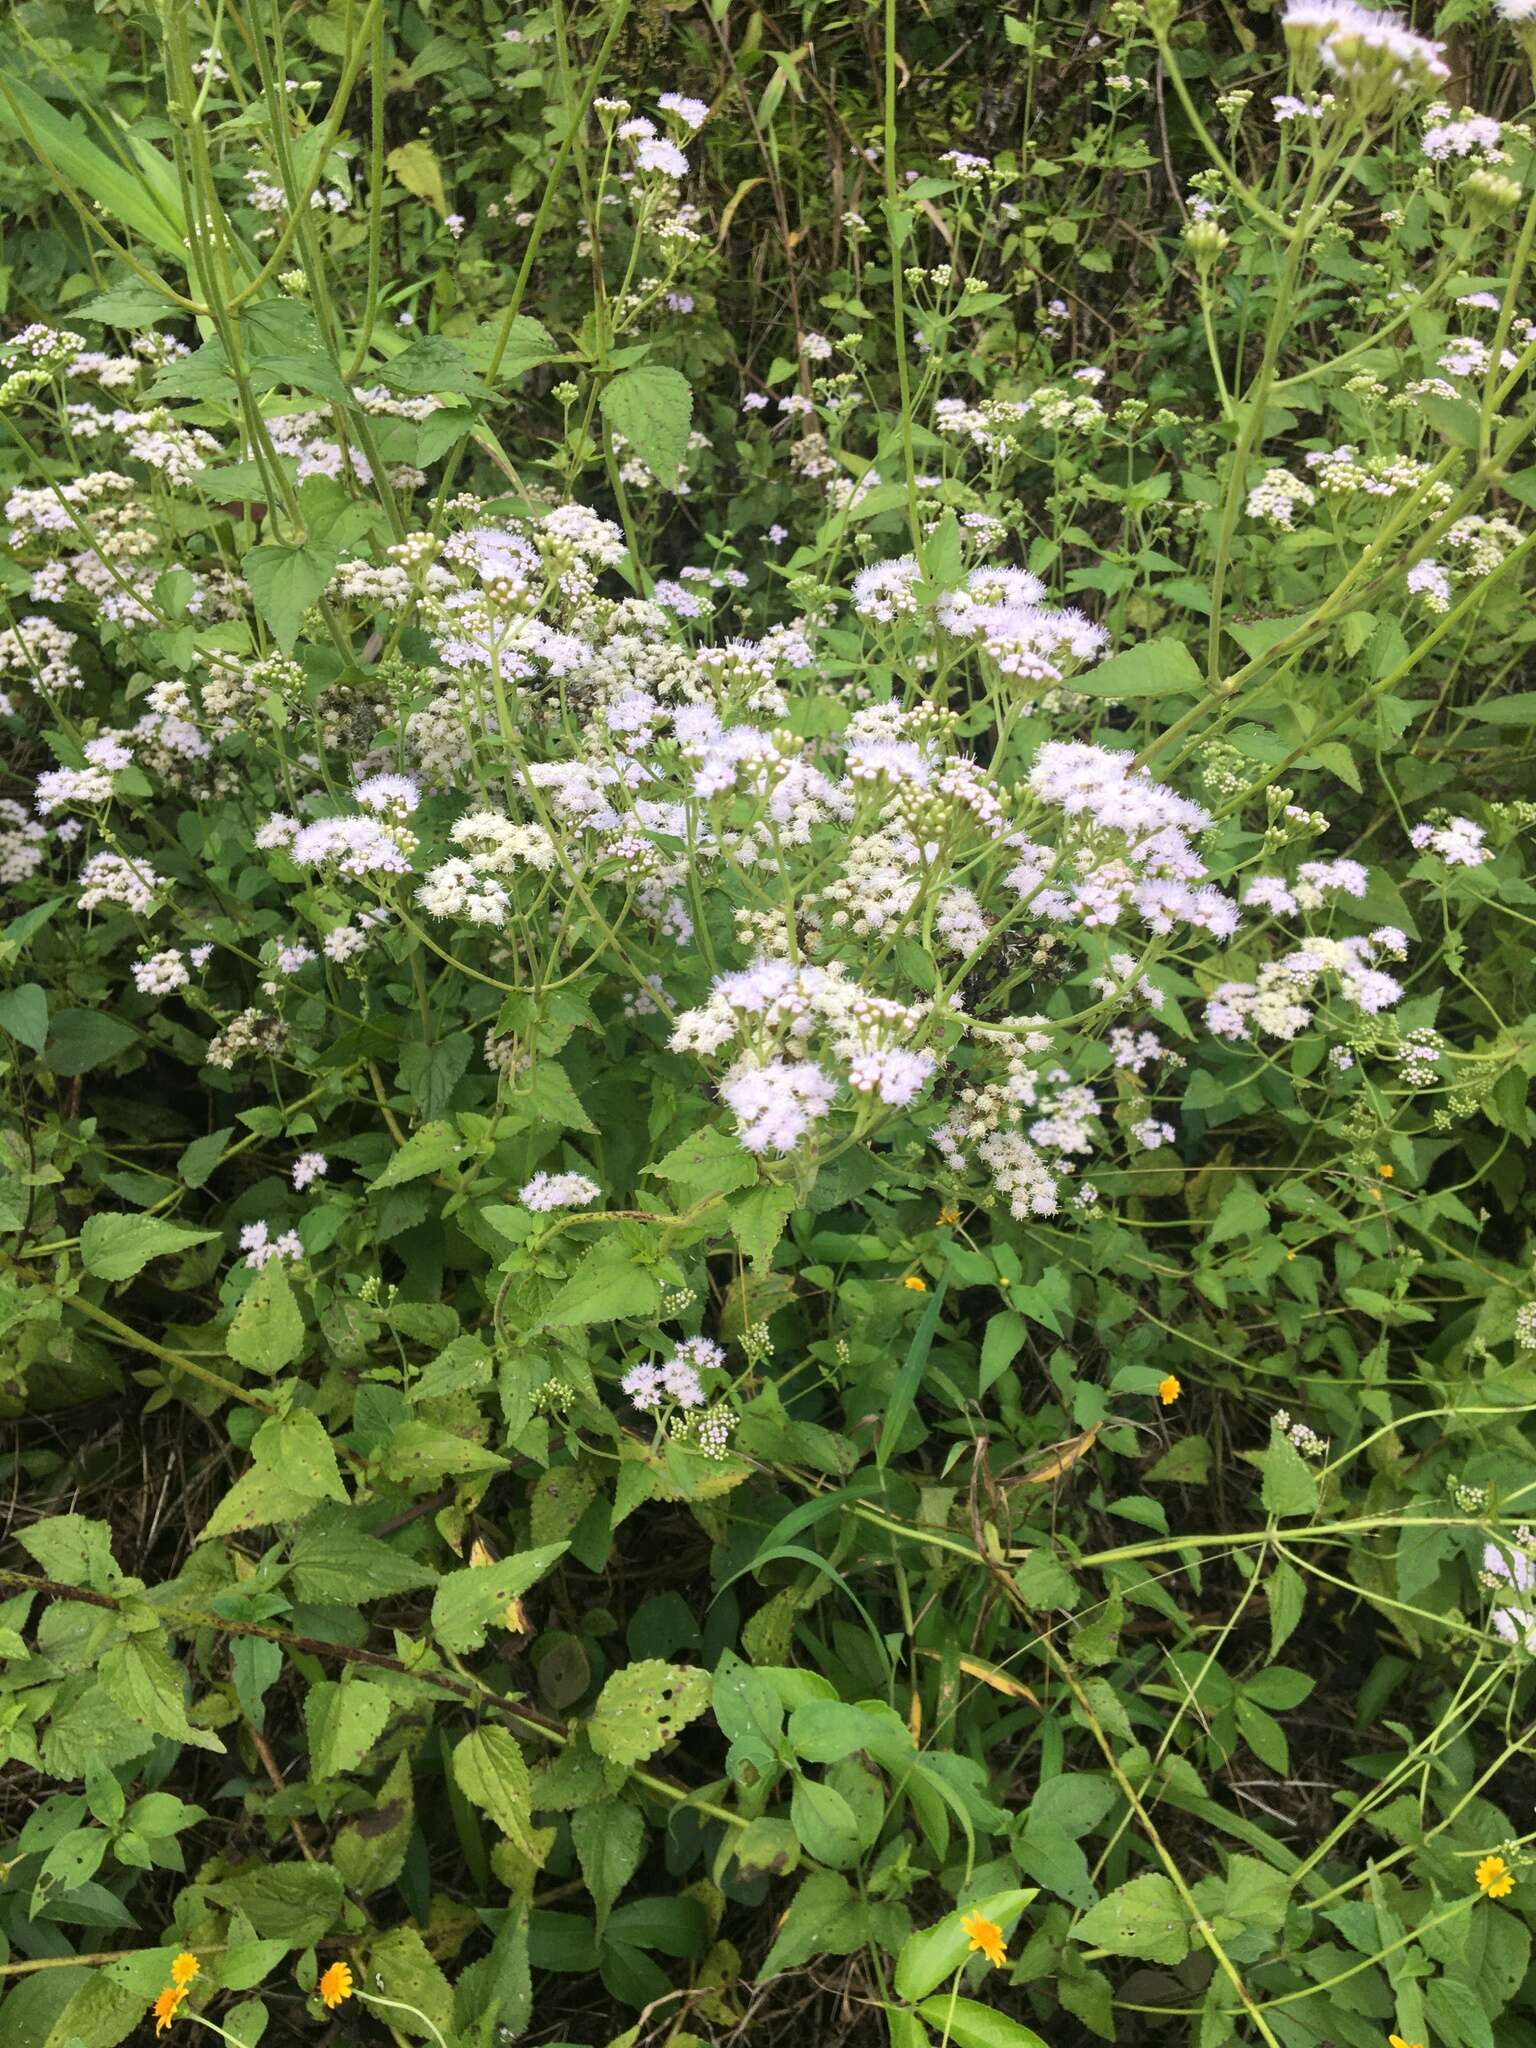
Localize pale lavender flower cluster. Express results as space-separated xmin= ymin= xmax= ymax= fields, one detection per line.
xmin=622 ymin=1336 xmax=724 ymax=1412
xmin=1206 ymin=933 xmax=1405 ymax=1042
xmin=240 ymin=1221 xmax=303 ymax=1269
xmin=1280 ymin=0 xmax=1448 ymax=91
xmin=520 ymin=1172 xmax=602 ymax=1211
xmin=1410 ymin=817 xmax=1491 ymax=865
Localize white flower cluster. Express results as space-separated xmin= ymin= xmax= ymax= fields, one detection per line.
xmin=1410 ymin=816 xmax=1491 ymax=865
xmin=520 ymin=1172 xmax=602 ymax=1211
xmin=622 ymin=1335 xmax=724 ymax=1412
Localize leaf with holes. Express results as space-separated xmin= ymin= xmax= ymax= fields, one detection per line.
xmin=587 ymin=1661 xmax=712 ymax=1768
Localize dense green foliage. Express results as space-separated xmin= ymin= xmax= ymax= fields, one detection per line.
xmin=5 ymin=2 xmax=1536 ymax=2047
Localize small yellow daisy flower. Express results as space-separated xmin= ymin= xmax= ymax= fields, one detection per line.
xmin=319 ymin=1961 xmax=355 ymax=2008
xmin=1378 ymin=1163 xmax=1394 ymax=1179
xmin=938 ymin=1205 xmax=961 ymax=1225
xmin=1476 ymin=1854 xmax=1515 ymax=1898
xmin=960 ymin=1908 xmax=1007 ymax=1968
xmin=1388 ymin=2034 xmax=1424 ymax=2048
xmin=903 ymin=1274 xmax=927 ymax=1292
xmin=1158 ymin=1374 xmax=1182 ymax=1406
xmin=152 ymin=1984 xmax=187 ymax=2036
xmin=170 ymin=1953 xmax=199 ymax=1987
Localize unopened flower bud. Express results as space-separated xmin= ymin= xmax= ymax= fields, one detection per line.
xmin=1466 ymin=168 xmax=1522 ymax=221
xmin=1184 ymin=216 xmax=1231 ymax=268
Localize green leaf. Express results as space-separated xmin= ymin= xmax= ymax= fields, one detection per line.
xmin=241 ymin=540 xmax=340 ymax=654
xmin=452 ymin=1726 xmax=537 ymax=1853
xmin=44 ymin=1010 xmax=138 ymax=1074
xmin=306 ymin=1679 xmax=392 ymax=1777
xmin=647 ymin=1124 xmax=758 ymax=1193
xmin=371 ymin=1120 xmax=465 ymax=1188
xmin=381 ymin=336 xmax=486 ymax=398
xmin=790 ymin=1775 xmax=862 ymax=1867
xmin=366 ymin=1925 xmax=454 ymax=2041
xmin=729 ymin=1184 xmax=798 ymax=1269
xmin=1472 ymin=691 xmax=1536 ymax=726
xmin=79 ymin=1213 xmax=216 ymax=1281
xmin=1260 ymin=1435 xmax=1319 ymax=1518
xmin=38 ymin=1967 xmax=145 ymax=2048
xmin=787 ymin=1698 xmax=912 ymax=1766
xmin=98 ymin=1636 xmax=223 ymax=1754
xmin=78 ymin=281 xmax=176 ymax=326
xmin=0 ymin=78 xmax=188 ymax=261
xmin=17 ymin=1514 xmax=119 ymax=1589
xmin=512 ymin=1058 xmax=596 ymax=1133
xmin=333 ymin=1753 xmax=414 ymax=1897
xmin=894 ymin=1891 xmax=1038 ymax=2001
xmin=466 ymin=313 xmax=562 ymax=381
xmin=1072 ymin=1873 xmax=1190 ymax=1963
xmin=541 ymin=1246 xmax=661 ymax=1328
xmin=599 ymin=365 xmax=694 ymax=488
xmin=1208 ymin=1180 xmax=1268 ymax=1246
xmin=285 ymin=1510 xmax=437 ymax=1603
xmin=399 ymin=1035 xmax=473 ymax=1121
xmin=877 ymin=1273 xmax=948 ymax=1470
xmin=572 ymin=1797 xmax=644 ymax=1932
xmin=387 ymin=138 xmax=448 ymax=214
xmin=1267 ymin=1557 xmax=1306 ymax=1656
xmin=0 ymin=982 xmax=48 ymax=1053
xmin=383 ymin=1420 xmax=510 ymax=1488
xmin=227 ymin=1262 xmax=305 ymax=1375
xmin=242 ymin=302 xmax=350 ymax=402
xmin=431 ymin=1543 xmax=568 ymax=1651
xmin=757 ymin=1870 xmax=864 ymax=1976
xmin=220 ymin=1998 xmax=268 ymax=2048
xmin=979 ymin=1310 xmax=1026 ymax=1393
xmin=179 ymin=1126 xmax=235 ymax=1190
xmin=105 ymin=1946 xmax=191 ymax=1997
xmin=232 ymin=1636 xmax=283 ymax=1732
xmin=1075 ymin=636 xmax=1202 ymax=699
xmin=1418 ymin=394 xmax=1481 ymax=450
xmin=218 ymin=1942 xmax=291 ymax=1993
xmin=589 ymin=1661 xmax=712 ymax=1767
xmin=199 ymin=1464 xmax=322 ymax=1540
xmin=207 ymin=1862 xmax=344 ymax=1943
xmin=251 ymin=1409 xmax=345 ymax=1503
xmin=914 ymin=1997 xmax=1050 ymax=2048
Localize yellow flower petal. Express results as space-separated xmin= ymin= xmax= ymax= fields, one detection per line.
xmin=960 ymin=1908 xmax=1007 ymax=1969
xmin=152 ymin=1985 xmax=187 ymax=2036
xmin=319 ymin=1960 xmax=355 ymax=2008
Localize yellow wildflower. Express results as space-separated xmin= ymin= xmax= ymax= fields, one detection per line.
xmin=1158 ymin=1374 xmax=1182 ymax=1407
xmin=319 ymin=1961 xmax=355 ymax=2008
xmin=1378 ymin=1163 xmax=1394 ymax=1179
xmin=903 ymin=1274 xmax=927 ymax=1291
xmin=170 ymin=1954 xmax=199 ymax=1987
xmin=961 ymin=1908 xmax=1007 ymax=1969
xmin=1388 ymin=2035 xmax=1424 ymax=2048
xmin=152 ymin=1985 xmax=187 ymax=2036
xmin=1476 ymin=1854 xmax=1515 ymax=1898
xmin=938 ymin=1205 xmax=961 ymax=1225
